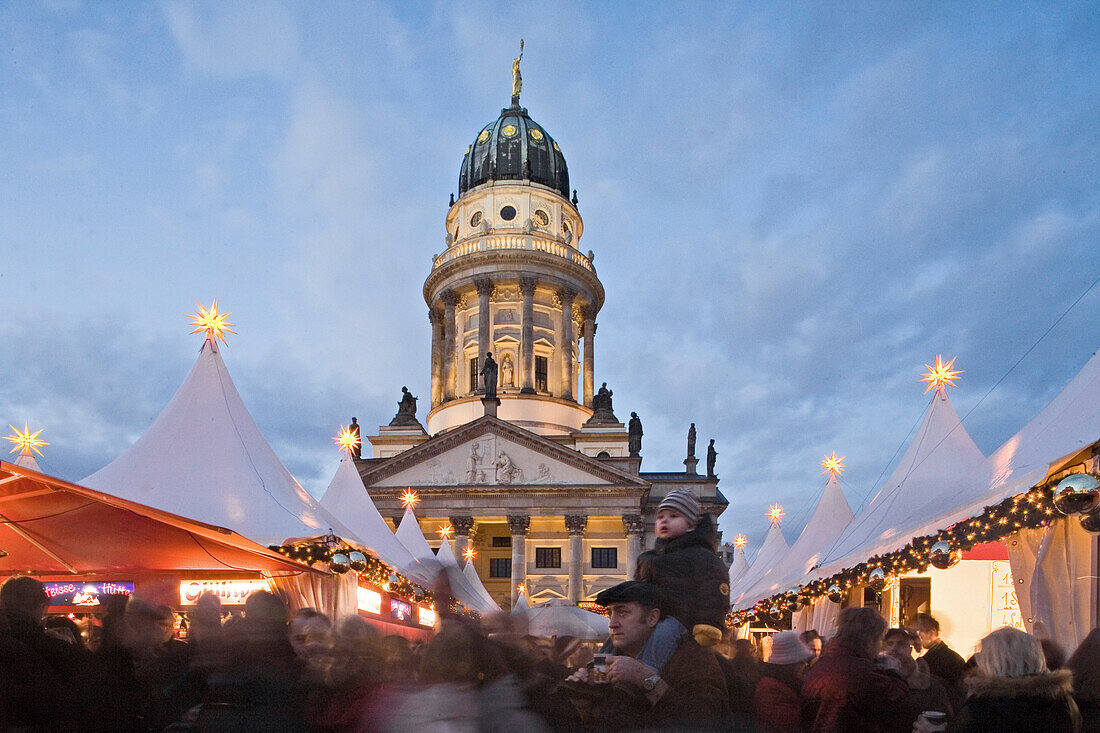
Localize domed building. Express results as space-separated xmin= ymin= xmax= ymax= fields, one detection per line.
xmin=347 ymin=67 xmax=728 ymax=608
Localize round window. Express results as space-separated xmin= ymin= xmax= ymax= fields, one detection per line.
xmin=500 ymin=205 xmax=517 ymax=221
xmin=501 ymin=124 xmax=518 ymax=137
xmin=470 ymin=211 xmax=482 ymax=227
xmin=533 ymin=210 xmax=549 ymax=227
xmin=530 ymin=128 xmax=544 ymax=142
xmin=477 ymin=129 xmax=490 ymax=143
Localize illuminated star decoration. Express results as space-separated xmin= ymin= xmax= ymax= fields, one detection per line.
xmin=5 ymin=424 xmax=48 ymax=457
xmin=767 ymin=503 xmax=785 ymax=524
xmin=517 ymin=583 xmax=526 ymax=595
xmin=333 ymin=426 xmax=361 ymax=456
xmin=733 ymin=534 xmax=747 ymax=550
xmin=399 ymin=489 xmax=420 ymax=510
xmin=821 ymin=452 xmax=846 ymax=478
xmin=188 ymin=299 xmax=237 ymax=345
xmin=919 ymin=355 xmax=962 ymax=394
xmin=463 ymin=546 xmax=476 ymax=562
xmin=438 ymin=523 xmax=454 ymax=540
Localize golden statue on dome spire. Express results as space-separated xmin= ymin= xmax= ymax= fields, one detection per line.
xmin=511 ymin=39 xmax=524 ymax=103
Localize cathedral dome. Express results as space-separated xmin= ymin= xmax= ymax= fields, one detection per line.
xmin=458 ymin=103 xmax=569 ymax=201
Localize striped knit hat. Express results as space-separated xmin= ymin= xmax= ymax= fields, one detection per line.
xmin=657 ymin=489 xmax=701 ymax=526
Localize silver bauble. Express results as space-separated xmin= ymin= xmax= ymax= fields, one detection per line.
xmin=827 ymin=584 xmax=843 ymax=604
xmin=1052 ymin=473 xmax=1100 ymax=516
xmin=388 ymin=573 xmax=400 ymax=587
xmin=768 ymin=605 xmax=781 ymax=618
xmin=928 ymin=540 xmax=958 ymax=570
xmin=1081 ymin=510 xmax=1100 ymax=534
xmin=330 ymin=553 xmax=351 ymax=574
xmin=348 ymin=551 xmax=367 ymax=572
xmin=867 ymin=567 xmax=886 ymax=592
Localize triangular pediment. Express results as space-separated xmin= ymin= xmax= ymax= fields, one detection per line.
xmin=358 ymin=416 xmax=648 ymax=489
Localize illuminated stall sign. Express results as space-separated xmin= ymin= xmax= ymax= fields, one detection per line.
xmin=357 ymin=587 xmax=382 ymax=615
xmin=390 ymin=599 xmax=412 ymax=622
xmin=179 ymin=579 xmax=271 ymax=605
xmin=44 ymin=581 xmax=134 ymax=607
xmin=417 ymin=605 xmax=436 ymax=628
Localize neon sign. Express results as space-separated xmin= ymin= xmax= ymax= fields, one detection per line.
xmin=357 ymin=587 xmax=382 ymax=615
xmin=390 ymin=599 xmax=412 ymax=622
xmin=417 ymin=606 xmax=436 ymax=627
xmin=178 ymin=579 xmax=270 ymax=605
xmin=44 ymin=581 xmax=134 ymax=606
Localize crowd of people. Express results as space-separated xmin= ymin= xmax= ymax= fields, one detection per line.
xmin=3 ymin=488 xmax=1099 ymax=731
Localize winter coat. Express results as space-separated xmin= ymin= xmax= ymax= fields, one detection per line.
xmin=922 ymin=640 xmax=967 ymax=691
xmin=800 ymin=640 xmax=911 ymax=733
xmin=948 ymin=669 xmax=1081 ymax=733
xmin=754 ymin=663 xmax=803 ymax=733
xmin=651 ymin=637 xmax=731 ymax=728
xmin=635 ymin=520 xmax=729 ymax=630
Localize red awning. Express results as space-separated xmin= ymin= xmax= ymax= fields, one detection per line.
xmin=0 ymin=460 xmax=316 ymax=576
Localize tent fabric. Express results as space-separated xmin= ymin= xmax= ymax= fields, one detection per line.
xmin=735 ymin=474 xmax=854 ymax=610
xmin=435 ymin=538 xmax=500 ymax=614
xmin=14 ymin=452 xmax=40 ymax=471
xmin=0 ymin=460 xmax=314 ymax=576
xmin=82 ymin=338 xmax=359 ymax=547
xmin=266 ymin=568 xmax=359 ymax=621
xmin=463 ymin=559 xmax=501 ymax=610
xmin=730 ymin=522 xmax=788 ymax=606
xmin=793 ymin=596 xmax=840 ymax=639
xmin=727 ymin=547 xmax=748 ymax=593
xmin=319 ymin=457 xmax=435 ymax=585
xmin=393 ymin=508 xmax=443 ymax=575
xmin=523 ymin=598 xmax=609 ymax=640
xmin=1006 ymin=518 xmax=1096 ymax=655
xmin=511 ymin=592 xmax=531 ymax=613
xmin=816 ymin=387 xmax=985 ymax=576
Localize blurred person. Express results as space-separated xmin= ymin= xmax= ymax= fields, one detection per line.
xmin=289 ymin=607 xmax=334 ymax=677
xmin=1042 ymin=636 xmax=1067 ymax=670
xmin=882 ymin=628 xmax=951 ymax=726
xmin=801 ymin=630 xmax=823 ymax=663
xmin=801 ymin=606 xmax=910 ymax=732
xmin=1067 ymin=628 xmax=1100 ymax=733
xmin=912 ymin=613 xmax=966 ymax=699
xmin=928 ymin=626 xmax=1080 ymax=733
xmin=718 ymin=636 xmax=761 ymax=719
xmin=755 ymin=630 xmax=814 ymax=733
xmin=0 ymin=575 xmax=73 ymax=727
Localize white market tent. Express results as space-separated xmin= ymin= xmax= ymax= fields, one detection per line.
xmin=83 ymin=338 xmax=360 ymax=548
xmin=734 ymin=472 xmax=854 ymax=610
xmin=523 ymin=598 xmax=609 ymax=640
xmin=319 ymin=457 xmax=436 ymax=585
xmin=730 ymin=520 xmax=788 ymax=606
xmin=394 ymin=506 xmax=445 ymax=573
xmin=815 ymin=385 xmax=985 ymax=577
xmin=463 ymin=558 xmax=501 ymax=610
xmin=436 ymin=537 xmax=500 ymax=613
xmin=727 ymin=547 xmax=749 ymax=593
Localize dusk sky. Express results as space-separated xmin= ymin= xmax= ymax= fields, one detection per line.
xmin=2 ymin=2 xmax=1098 ymax=555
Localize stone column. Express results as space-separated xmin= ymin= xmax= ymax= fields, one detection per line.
xmin=450 ymin=515 xmax=475 ymax=562
xmin=565 ymin=515 xmax=588 ymax=602
xmin=623 ymin=514 xmax=645 ymax=576
xmin=429 ymin=307 xmax=444 ymax=407
xmin=582 ymin=306 xmax=596 ymax=407
xmin=475 ymin=278 xmax=493 ymax=393
xmin=441 ymin=290 xmax=458 ymax=401
xmin=519 ymin=277 xmax=537 ymax=394
xmin=507 ymin=515 xmax=530 ymax=606
xmin=557 ymin=287 xmax=576 ymax=401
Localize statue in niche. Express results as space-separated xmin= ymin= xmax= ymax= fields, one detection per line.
xmin=687 ymin=423 xmax=696 ymax=459
xmin=707 ymin=439 xmax=718 ymax=479
xmin=628 ymin=412 xmax=643 ymax=457
xmin=466 ymin=442 xmax=482 ymax=483
xmin=480 ymin=352 xmax=499 ymax=399
xmin=495 ymin=452 xmax=523 ymax=484
xmin=501 ymin=354 xmax=514 ymax=387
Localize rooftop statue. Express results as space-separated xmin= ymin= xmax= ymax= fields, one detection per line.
xmin=388 ymin=387 xmax=423 ymax=428
xmin=687 ymin=422 xmax=696 ymax=459
xmin=707 ymin=439 xmax=718 ymax=479
xmin=512 ymin=39 xmax=524 ymax=101
xmin=628 ymin=412 xmax=643 ymax=457
xmin=480 ymin=352 xmax=499 ymax=399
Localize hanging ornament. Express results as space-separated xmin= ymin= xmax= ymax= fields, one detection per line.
xmin=867 ymin=567 xmax=886 ymax=592
xmin=1080 ymin=509 xmax=1100 ymax=534
xmin=827 ymin=585 xmax=843 ymax=603
xmin=348 ymin=551 xmax=367 ymax=572
xmin=1052 ymin=473 xmax=1100 ymax=516
xmin=768 ymin=605 xmax=781 ymax=619
xmin=388 ymin=573 xmax=400 ymax=587
xmin=330 ymin=553 xmax=351 ymax=574
xmin=928 ymin=540 xmax=958 ymax=570
xmin=413 ymin=589 xmax=426 ymax=603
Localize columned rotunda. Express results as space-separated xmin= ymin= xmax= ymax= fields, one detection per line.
xmin=348 ymin=77 xmax=727 ymax=608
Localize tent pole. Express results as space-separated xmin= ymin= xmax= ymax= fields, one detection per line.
xmin=0 ymin=511 xmax=79 ymax=574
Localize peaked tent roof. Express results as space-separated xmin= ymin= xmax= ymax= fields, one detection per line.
xmin=817 ymin=386 xmax=984 ymax=576
xmin=730 ymin=521 xmax=788 ymax=606
xmin=463 ymin=559 xmax=501 ymax=610
xmin=436 ymin=538 xmax=500 ymax=613
xmin=394 ymin=507 xmax=444 ymax=573
xmin=512 ymin=591 xmax=531 ymax=614
xmin=727 ymin=548 xmax=749 ymax=591
xmin=735 ymin=474 xmax=854 ymax=610
xmin=82 ymin=338 xmax=359 ymax=547
xmin=319 ymin=457 xmax=434 ymax=585
xmin=14 ymin=451 xmax=40 ymax=471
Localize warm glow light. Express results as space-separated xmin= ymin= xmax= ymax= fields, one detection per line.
xmin=400 ymin=489 xmax=420 ymax=510
xmin=767 ymin=504 xmax=785 ymax=524
xmin=821 ymin=452 xmax=845 ymax=478
xmin=5 ymin=424 xmax=47 ymax=457
xmin=463 ymin=546 xmax=476 ymax=562
xmin=188 ymin=299 xmax=237 ymax=345
xmin=733 ymin=534 xmax=747 ymax=549
xmin=334 ymin=426 xmax=360 ymax=455
xmin=517 ymin=583 xmax=526 ymax=595
xmin=919 ymin=355 xmax=962 ymax=393
xmin=438 ymin=523 xmax=454 ymax=540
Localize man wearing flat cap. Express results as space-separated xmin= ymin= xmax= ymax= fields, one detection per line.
xmin=569 ymin=580 xmax=729 ymax=728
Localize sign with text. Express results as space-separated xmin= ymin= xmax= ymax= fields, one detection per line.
xmin=390 ymin=599 xmax=412 ymax=622
xmin=990 ymin=561 xmax=1024 ymax=630
xmin=357 ymin=587 xmax=382 ymax=615
xmin=417 ymin=605 xmax=436 ymax=628
xmin=179 ymin=579 xmax=271 ymax=606
xmin=44 ymin=581 xmax=134 ymax=607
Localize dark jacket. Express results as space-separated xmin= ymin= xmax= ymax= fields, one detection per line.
xmin=635 ymin=519 xmax=729 ymax=630
xmin=754 ymin=662 xmax=803 ymax=733
xmin=923 ymin=639 xmax=967 ymax=691
xmin=651 ymin=636 xmax=731 ymax=728
xmin=801 ymin=640 xmax=910 ymax=733
xmin=949 ymin=669 xmax=1081 ymax=733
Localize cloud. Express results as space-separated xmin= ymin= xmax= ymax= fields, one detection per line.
xmin=162 ymin=1 xmax=299 ymax=78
